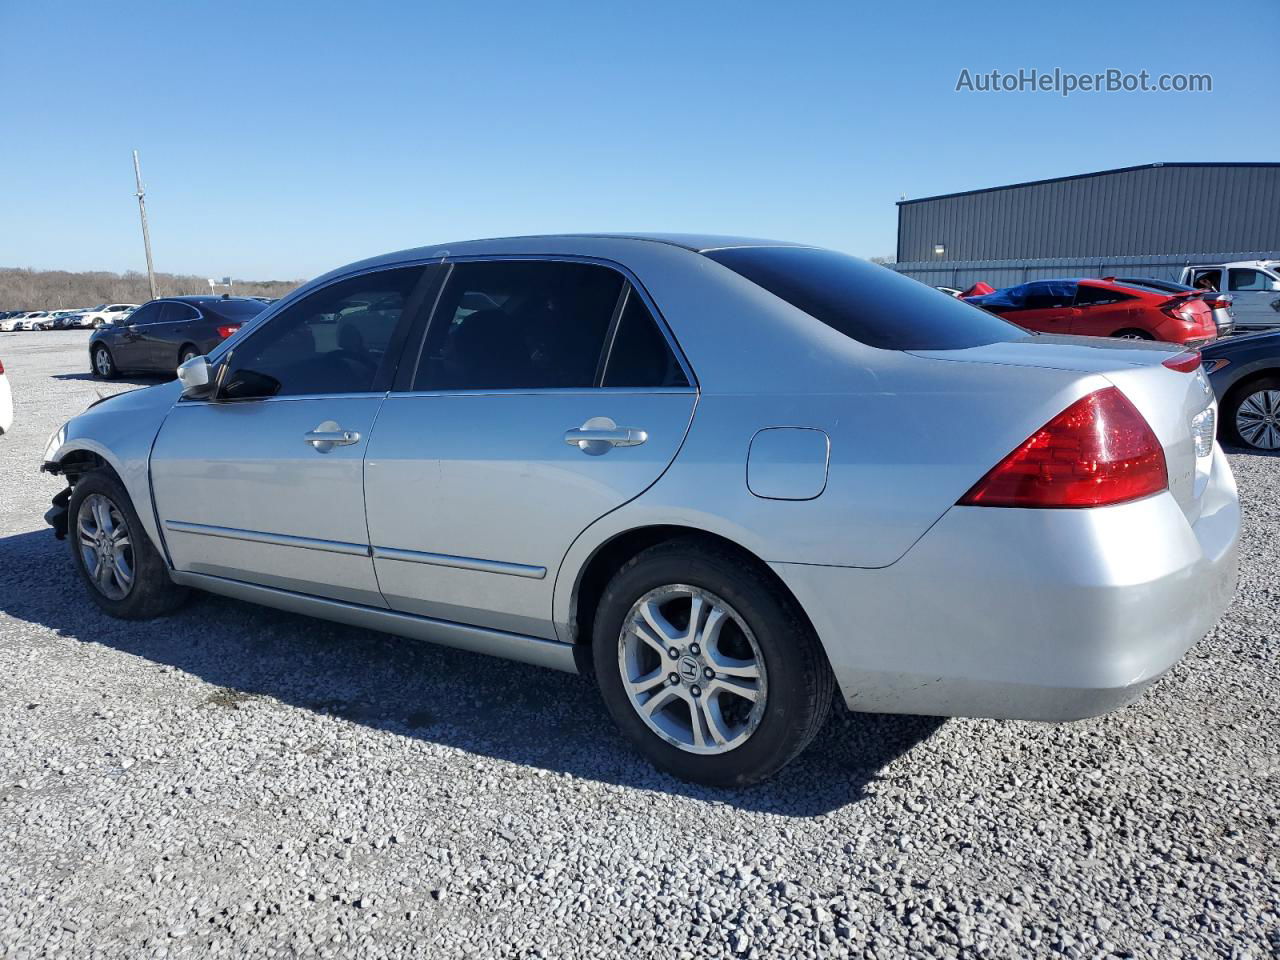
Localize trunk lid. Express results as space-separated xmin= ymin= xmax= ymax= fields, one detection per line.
xmin=911 ymin=335 xmax=1217 ymax=522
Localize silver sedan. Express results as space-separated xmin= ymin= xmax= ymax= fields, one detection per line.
xmin=42 ymin=235 xmax=1240 ymax=785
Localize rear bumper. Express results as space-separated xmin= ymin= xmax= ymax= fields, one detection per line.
xmin=772 ymin=445 xmax=1240 ymax=721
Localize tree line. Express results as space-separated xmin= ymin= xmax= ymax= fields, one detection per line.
xmin=0 ymin=267 xmax=304 ymax=311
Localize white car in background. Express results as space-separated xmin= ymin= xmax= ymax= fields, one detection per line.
xmin=79 ymin=303 xmax=139 ymax=328
xmin=1181 ymin=261 xmax=1280 ymax=333
xmin=0 ymin=355 xmax=11 ymax=435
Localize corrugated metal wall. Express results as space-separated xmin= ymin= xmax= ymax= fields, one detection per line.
xmin=894 ymin=249 xmax=1280 ymax=289
xmin=897 ymin=164 xmax=1280 ymax=263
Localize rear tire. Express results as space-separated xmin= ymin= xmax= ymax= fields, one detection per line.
xmin=1222 ymin=376 xmax=1280 ymax=451
xmin=92 ymin=344 xmax=117 ymax=379
xmin=179 ymin=344 xmax=198 ymax=366
xmin=1112 ymin=328 xmax=1154 ymax=340
xmin=68 ymin=469 xmax=189 ymax=619
xmin=592 ymin=538 xmax=834 ymax=786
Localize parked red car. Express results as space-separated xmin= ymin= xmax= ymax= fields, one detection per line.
xmin=964 ymin=278 xmax=1217 ymax=346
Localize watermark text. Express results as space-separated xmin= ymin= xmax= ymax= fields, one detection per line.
xmin=955 ymin=67 xmax=1212 ymax=97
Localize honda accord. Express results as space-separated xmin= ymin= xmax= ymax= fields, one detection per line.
xmin=42 ymin=235 xmax=1240 ymax=785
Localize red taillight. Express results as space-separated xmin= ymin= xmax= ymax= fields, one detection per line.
xmin=0 ymin=359 xmax=5 ymax=374
xmin=959 ymin=387 xmax=1167 ymax=509
xmin=1162 ymin=350 xmax=1202 ymax=373
xmin=215 ymin=324 xmax=241 ymax=340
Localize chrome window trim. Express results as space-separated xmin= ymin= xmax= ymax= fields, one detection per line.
xmin=402 ymin=253 xmax=699 ymax=393
xmin=387 ymin=387 xmax=696 ymax=400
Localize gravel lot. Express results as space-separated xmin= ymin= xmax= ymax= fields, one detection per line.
xmin=1 ymin=330 xmax=1277 ymax=959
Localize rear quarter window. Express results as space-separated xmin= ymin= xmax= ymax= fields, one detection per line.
xmin=704 ymin=246 xmax=1020 ymax=350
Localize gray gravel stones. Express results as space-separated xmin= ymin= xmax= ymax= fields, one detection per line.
xmin=1 ymin=330 xmax=1278 ymax=958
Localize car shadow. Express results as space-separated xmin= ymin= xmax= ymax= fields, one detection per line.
xmin=0 ymin=527 xmax=943 ymax=816
xmin=51 ymin=372 xmax=172 ymax=385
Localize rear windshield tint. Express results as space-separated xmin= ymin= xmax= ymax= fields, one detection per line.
xmin=704 ymin=246 xmax=1020 ymax=350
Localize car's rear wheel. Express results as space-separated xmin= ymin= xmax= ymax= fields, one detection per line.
xmin=1224 ymin=376 xmax=1280 ymax=451
xmin=68 ymin=470 xmax=189 ymax=619
xmin=1112 ymin=328 xmax=1154 ymax=340
xmin=179 ymin=344 xmax=199 ymax=366
xmin=92 ymin=345 xmax=117 ymax=379
xmin=592 ymin=539 xmax=833 ymax=786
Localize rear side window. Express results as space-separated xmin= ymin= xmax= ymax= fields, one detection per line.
xmin=161 ymin=302 xmax=200 ymax=323
xmin=703 ymin=246 xmax=1019 ymax=350
xmin=414 ymin=260 xmax=624 ymax=391
xmin=602 ymin=288 xmax=689 ymax=388
xmin=1229 ymin=268 xmax=1271 ymax=292
xmin=1074 ymin=284 xmax=1134 ymax=307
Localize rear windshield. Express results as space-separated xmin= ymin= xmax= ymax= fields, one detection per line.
xmin=206 ymin=299 xmax=269 ymax=321
xmin=703 ymin=246 xmax=1020 ymax=350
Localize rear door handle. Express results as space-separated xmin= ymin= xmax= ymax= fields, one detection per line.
xmin=305 ymin=420 xmax=361 ymax=453
xmin=564 ymin=416 xmax=648 ymax=456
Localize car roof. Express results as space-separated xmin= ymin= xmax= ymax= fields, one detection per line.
xmin=160 ymin=296 xmax=262 ymax=305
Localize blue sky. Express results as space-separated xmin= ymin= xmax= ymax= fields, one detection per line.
xmin=2 ymin=0 xmax=1276 ymax=280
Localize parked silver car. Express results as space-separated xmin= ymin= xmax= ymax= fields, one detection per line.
xmin=42 ymin=235 xmax=1240 ymax=785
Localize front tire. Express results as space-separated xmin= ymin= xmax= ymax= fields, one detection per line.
xmin=592 ymin=539 xmax=834 ymax=786
xmin=1223 ymin=377 xmax=1280 ymax=450
xmin=68 ymin=470 xmax=189 ymax=619
xmin=92 ymin=345 xmax=117 ymax=379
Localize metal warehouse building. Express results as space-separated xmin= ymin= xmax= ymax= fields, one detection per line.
xmin=894 ymin=162 xmax=1280 ymax=289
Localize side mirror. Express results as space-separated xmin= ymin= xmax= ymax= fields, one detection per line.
xmin=176 ymin=355 xmax=213 ymax=398
xmin=1270 ymin=280 xmax=1280 ymax=292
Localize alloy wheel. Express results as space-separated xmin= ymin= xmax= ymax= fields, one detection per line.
xmin=77 ymin=494 xmax=135 ymax=600
xmin=1236 ymin=389 xmax=1280 ymax=450
xmin=617 ymin=585 xmax=767 ymax=755
xmin=94 ymin=348 xmax=113 ymax=376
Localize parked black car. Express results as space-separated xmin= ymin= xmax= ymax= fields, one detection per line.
xmin=1202 ymin=329 xmax=1280 ymax=451
xmin=89 ymin=296 xmax=268 ymax=379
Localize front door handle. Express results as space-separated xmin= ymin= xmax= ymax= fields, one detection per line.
xmin=564 ymin=416 xmax=647 ymax=456
xmin=305 ymin=420 xmax=361 ymax=453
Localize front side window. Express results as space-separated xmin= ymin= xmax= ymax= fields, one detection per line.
xmin=413 ymin=260 xmax=624 ymax=391
xmin=219 ymin=266 xmax=423 ymax=399
xmin=1020 ymin=280 xmax=1077 ymax=309
xmin=124 ymin=303 xmax=162 ymax=325
xmin=1190 ymin=269 xmax=1222 ymax=292
xmin=705 ymin=246 xmax=1019 ymax=350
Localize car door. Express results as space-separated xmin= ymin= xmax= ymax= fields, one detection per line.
xmin=363 ymin=258 xmax=697 ymax=640
xmin=110 ymin=301 xmax=163 ymax=368
xmin=149 ymin=264 xmax=433 ymax=606
xmin=139 ymin=301 xmax=200 ymax=371
xmin=1008 ymin=280 xmax=1079 ymax=334
xmin=1227 ymin=267 xmax=1280 ymax=332
xmin=1072 ymin=282 xmax=1138 ymax=336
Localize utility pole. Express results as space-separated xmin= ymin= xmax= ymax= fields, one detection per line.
xmin=132 ymin=150 xmax=158 ymax=301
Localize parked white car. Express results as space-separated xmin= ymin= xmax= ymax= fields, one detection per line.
xmin=1180 ymin=262 xmax=1280 ymax=333
xmin=79 ymin=304 xmax=139 ymax=328
xmin=0 ymin=355 xmax=11 ymax=435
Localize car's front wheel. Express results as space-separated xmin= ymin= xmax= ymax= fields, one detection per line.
xmin=1224 ymin=377 xmax=1280 ymax=451
xmin=592 ymin=539 xmax=833 ymax=786
xmin=68 ymin=470 xmax=189 ymax=619
xmin=92 ymin=345 xmax=117 ymax=379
